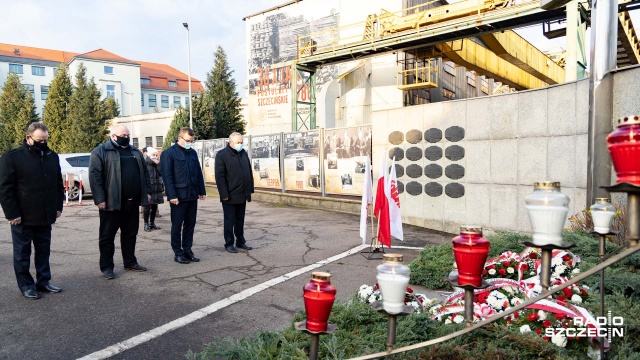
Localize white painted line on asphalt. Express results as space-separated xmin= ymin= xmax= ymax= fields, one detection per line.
xmin=389 ymin=245 xmax=426 ymax=250
xmin=76 ymin=244 xmax=368 ymax=360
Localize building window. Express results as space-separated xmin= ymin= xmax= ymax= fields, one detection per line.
xmin=168 ymin=80 xmax=177 ymax=88
xmin=41 ymin=86 xmax=50 ymax=100
xmin=443 ymin=61 xmax=455 ymax=76
xmin=443 ymin=88 xmax=455 ymax=101
xmin=53 ymin=68 xmax=60 ymax=75
xmin=9 ymin=64 xmax=23 ymax=74
xmin=161 ymin=95 xmax=169 ymax=108
xmin=23 ymin=84 xmax=35 ymax=96
xmin=132 ymin=138 xmax=139 ymax=148
xmin=173 ymin=96 xmax=181 ymax=108
xmin=104 ymin=66 xmax=114 ymax=75
xmin=156 ymin=136 xmax=163 ymax=147
xmin=481 ymin=76 xmax=489 ymax=94
xmin=106 ymin=85 xmax=115 ymax=99
xmin=141 ymin=93 xmax=144 ymax=106
xmin=466 ymin=71 xmax=476 ymax=87
xmin=32 ymin=66 xmax=45 ymax=76
xmin=149 ymin=94 xmax=157 ymax=107
xmin=185 ymin=96 xmax=190 ymax=105
xmin=141 ymin=78 xmax=150 ymax=85
xmin=145 ymin=137 xmax=153 ymax=148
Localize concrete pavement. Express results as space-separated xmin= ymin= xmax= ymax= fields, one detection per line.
xmin=0 ymin=198 xmax=450 ymax=360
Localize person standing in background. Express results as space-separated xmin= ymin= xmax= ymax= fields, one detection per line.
xmin=161 ymin=127 xmax=206 ymax=264
xmin=143 ymin=147 xmax=164 ymax=232
xmin=0 ymin=123 xmax=65 ymax=299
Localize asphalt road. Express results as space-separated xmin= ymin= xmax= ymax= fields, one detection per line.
xmin=0 ymin=198 xmax=450 ymax=360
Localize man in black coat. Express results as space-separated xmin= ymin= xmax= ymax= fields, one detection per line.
xmin=215 ymin=132 xmax=254 ymax=253
xmin=89 ymin=125 xmax=151 ymax=279
xmin=0 ymin=123 xmax=64 ymax=299
xmin=161 ymin=127 xmax=206 ymax=264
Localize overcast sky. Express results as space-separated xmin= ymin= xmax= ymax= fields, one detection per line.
xmin=2 ymin=0 xmax=638 ymax=97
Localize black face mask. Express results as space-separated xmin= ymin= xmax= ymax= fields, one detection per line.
xmin=114 ymin=135 xmax=130 ymax=147
xmin=30 ymin=141 xmax=49 ymax=153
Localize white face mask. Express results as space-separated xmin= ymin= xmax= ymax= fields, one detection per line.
xmin=182 ymin=142 xmax=192 ymax=150
xmin=234 ymin=144 xmax=243 ymax=152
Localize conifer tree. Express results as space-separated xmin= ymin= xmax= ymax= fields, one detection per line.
xmin=192 ymin=92 xmax=215 ymax=140
xmin=0 ymin=73 xmax=39 ymax=153
xmin=163 ymin=106 xmax=190 ymax=150
xmin=205 ymin=46 xmax=245 ymax=138
xmin=68 ymin=64 xmax=106 ymax=152
xmin=43 ymin=64 xmax=73 ymax=153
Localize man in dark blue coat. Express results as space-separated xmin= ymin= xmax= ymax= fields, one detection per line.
xmin=161 ymin=127 xmax=206 ymax=264
xmin=215 ymin=132 xmax=254 ymax=253
xmin=0 ymin=123 xmax=64 ymax=299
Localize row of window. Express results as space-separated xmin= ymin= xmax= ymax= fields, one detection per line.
xmin=22 ymin=84 xmax=50 ymax=100
xmin=140 ymin=78 xmax=177 ymax=87
xmin=131 ymin=136 xmax=163 ymax=148
xmin=143 ymin=94 xmax=189 ymax=108
xmin=9 ymin=63 xmax=52 ymax=76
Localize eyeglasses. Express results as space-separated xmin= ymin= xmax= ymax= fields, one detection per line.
xmin=29 ymin=137 xmax=47 ymax=143
xmin=114 ymin=134 xmax=130 ymax=138
xmin=180 ymin=136 xmax=195 ymax=142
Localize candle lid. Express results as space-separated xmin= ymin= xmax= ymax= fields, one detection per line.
xmin=311 ymin=272 xmax=331 ymax=282
xmin=533 ymin=181 xmax=560 ymax=189
xmin=595 ymin=198 xmax=611 ymax=204
xmin=460 ymin=225 xmax=482 ymax=235
xmin=382 ymin=254 xmax=404 ymax=263
xmin=616 ymin=115 xmax=640 ymax=128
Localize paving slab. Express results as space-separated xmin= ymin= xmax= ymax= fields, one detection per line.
xmin=0 ymin=197 xmax=450 ymax=360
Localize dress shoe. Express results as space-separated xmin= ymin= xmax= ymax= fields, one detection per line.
xmin=36 ymin=283 xmax=63 ymax=293
xmin=144 ymin=223 xmax=151 ymax=232
xmin=22 ymin=288 xmax=41 ymax=300
xmin=225 ymin=246 xmax=238 ymax=253
xmin=174 ymin=255 xmax=190 ymax=264
xmin=125 ymin=263 xmax=147 ymax=272
xmin=237 ymin=244 xmax=253 ymax=251
xmin=149 ymin=223 xmax=161 ymax=230
xmin=103 ymin=269 xmax=115 ymax=279
xmin=185 ymin=252 xmax=200 ymax=262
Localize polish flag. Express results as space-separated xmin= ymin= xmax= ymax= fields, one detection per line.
xmin=387 ymin=157 xmax=403 ymax=241
xmin=359 ymin=156 xmax=372 ymax=245
xmin=373 ymin=155 xmax=391 ymax=247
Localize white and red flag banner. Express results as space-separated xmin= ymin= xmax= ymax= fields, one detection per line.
xmin=373 ymin=155 xmax=391 ymax=247
xmin=359 ymin=156 xmax=372 ymax=245
xmin=387 ymin=157 xmax=403 ymax=241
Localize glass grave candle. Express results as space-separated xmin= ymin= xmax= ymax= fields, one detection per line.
xmin=591 ymin=198 xmax=616 ymax=234
xmin=607 ymin=115 xmax=640 ymax=186
xmin=303 ymin=272 xmax=336 ymax=332
xmin=376 ymin=254 xmax=410 ymax=314
xmin=452 ymin=226 xmax=490 ymax=287
xmin=525 ymin=181 xmax=570 ymax=247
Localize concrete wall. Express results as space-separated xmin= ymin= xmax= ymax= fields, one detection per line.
xmin=372 ymin=65 xmax=640 ymax=234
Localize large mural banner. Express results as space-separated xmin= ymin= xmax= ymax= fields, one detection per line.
xmin=283 ymin=131 xmax=320 ymax=192
xmin=202 ymin=139 xmax=227 ymax=184
xmin=251 ymin=134 xmax=282 ymax=189
xmin=324 ymin=126 xmax=372 ymax=195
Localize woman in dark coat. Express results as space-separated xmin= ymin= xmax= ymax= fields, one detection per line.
xmin=144 ymin=147 xmax=164 ymax=232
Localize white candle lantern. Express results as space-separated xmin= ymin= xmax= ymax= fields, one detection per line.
xmin=376 ymin=254 xmax=410 ymax=314
xmin=591 ymin=198 xmax=616 ymax=234
xmin=525 ymin=181 xmax=570 ymax=247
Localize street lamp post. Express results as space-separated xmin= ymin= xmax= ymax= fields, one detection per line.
xmin=183 ymin=22 xmax=193 ymax=130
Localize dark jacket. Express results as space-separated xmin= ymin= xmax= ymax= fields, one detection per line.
xmin=145 ymin=156 xmax=164 ymax=205
xmin=89 ymin=140 xmax=150 ymax=211
xmin=160 ymin=142 xmax=206 ymax=202
xmin=215 ymin=145 xmax=254 ymax=204
xmin=0 ymin=143 xmax=64 ymax=226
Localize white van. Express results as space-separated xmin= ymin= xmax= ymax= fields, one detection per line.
xmin=58 ymin=153 xmax=92 ymax=200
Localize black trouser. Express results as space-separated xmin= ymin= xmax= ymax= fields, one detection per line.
xmin=143 ymin=204 xmax=158 ymax=223
xmin=98 ymin=199 xmax=140 ymax=271
xmin=12 ymin=224 xmax=52 ymax=292
xmin=222 ymin=202 xmax=247 ymax=248
xmin=170 ymin=200 xmax=198 ymax=256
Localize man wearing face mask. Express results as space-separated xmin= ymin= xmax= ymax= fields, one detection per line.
xmin=0 ymin=123 xmax=65 ymax=299
xmin=214 ymin=132 xmax=254 ymax=253
xmin=161 ymin=127 xmax=206 ymax=264
xmin=89 ymin=125 xmax=151 ymax=279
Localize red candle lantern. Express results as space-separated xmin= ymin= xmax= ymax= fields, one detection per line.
xmin=303 ymin=272 xmax=336 ymax=332
xmin=607 ymin=115 xmax=640 ymax=186
xmin=452 ymin=226 xmax=490 ymax=287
